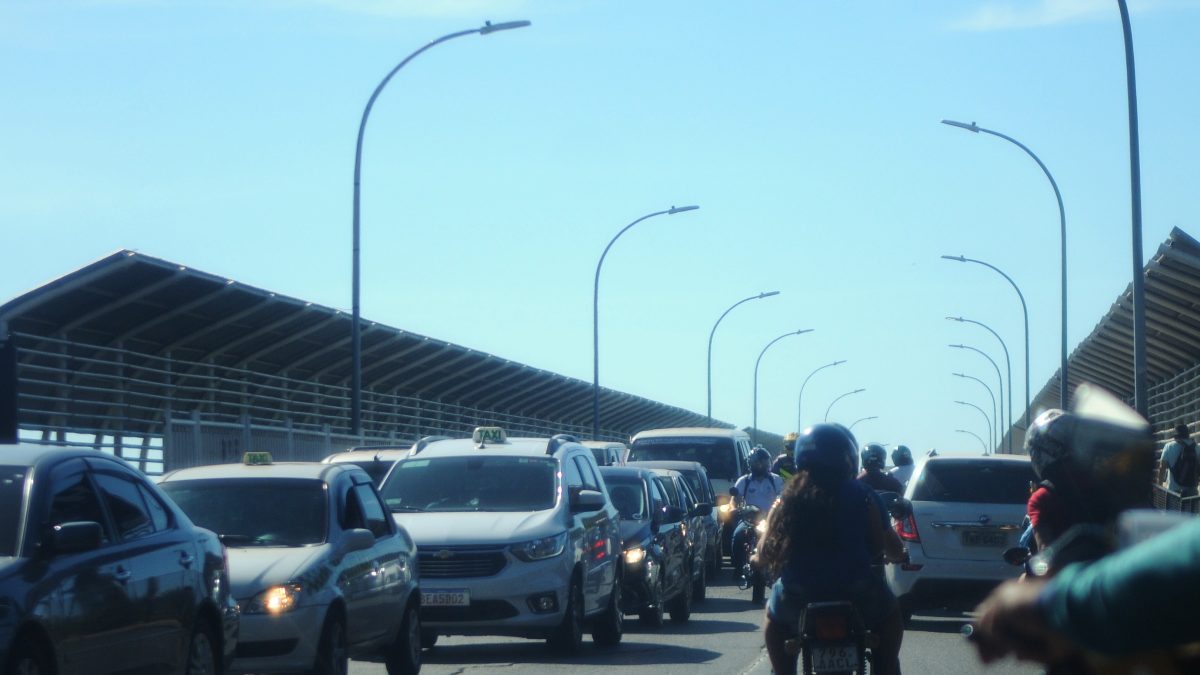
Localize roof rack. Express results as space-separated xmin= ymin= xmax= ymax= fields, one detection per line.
xmin=546 ymin=434 xmax=579 ymax=455
xmin=410 ymin=435 xmax=454 ymax=456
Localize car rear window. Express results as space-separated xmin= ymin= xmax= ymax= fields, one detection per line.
xmin=0 ymin=466 xmax=26 ymax=556
xmin=911 ymin=461 xmax=1035 ymax=505
xmin=628 ymin=438 xmax=738 ymax=481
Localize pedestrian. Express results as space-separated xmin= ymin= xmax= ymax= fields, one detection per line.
xmin=1159 ymin=423 xmax=1199 ymax=497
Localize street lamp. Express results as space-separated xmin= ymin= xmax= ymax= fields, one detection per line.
xmin=350 ymin=19 xmax=531 ymax=435
xmin=948 ymin=316 xmax=1012 ymax=452
xmin=752 ymin=329 xmax=813 ymax=443
xmin=824 ymin=388 xmax=865 ymax=423
xmin=955 ymin=400 xmax=993 ymax=454
xmin=956 ymin=429 xmax=989 ymax=455
xmin=940 ymin=120 xmax=1066 ymax=411
xmin=708 ymin=291 xmax=781 ymax=421
xmin=941 ymin=255 xmax=1029 ymax=429
xmin=1116 ymin=0 xmax=1147 ymax=417
xmin=798 ymin=360 xmax=846 ymax=431
xmin=953 ymin=372 xmax=998 ymax=452
xmin=950 ymin=344 xmax=1004 ymax=450
xmin=593 ymin=205 xmax=699 ymax=438
xmin=849 ymin=416 xmax=878 ymax=432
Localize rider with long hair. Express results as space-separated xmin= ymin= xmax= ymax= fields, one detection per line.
xmin=757 ymin=424 xmax=908 ymax=675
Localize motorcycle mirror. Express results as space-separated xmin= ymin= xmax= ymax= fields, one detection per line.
xmin=887 ymin=498 xmax=913 ymax=520
xmin=1002 ymin=546 xmax=1031 ymax=567
xmin=729 ymin=486 xmax=739 ymax=497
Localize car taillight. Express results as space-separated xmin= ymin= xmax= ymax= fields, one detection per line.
xmin=814 ymin=614 xmax=849 ymax=641
xmin=895 ymin=514 xmax=920 ymax=542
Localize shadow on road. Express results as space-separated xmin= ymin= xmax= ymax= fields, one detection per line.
xmin=691 ymin=595 xmax=762 ymax=614
xmin=623 ymin=616 xmax=760 ymax=635
xmin=907 ymin=611 xmax=973 ymax=635
xmin=419 ymin=640 xmax=724 ymax=666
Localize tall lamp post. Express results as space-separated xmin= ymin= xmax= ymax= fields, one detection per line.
xmin=948 ymin=316 xmax=1012 ymax=452
xmin=1116 ymin=0 xmax=1147 ymax=417
xmin=824 ymin=388 xmax=865 ymax=423
xmin=350 ymin=19 xmax=531 ymax=435
xmin=950 ymin=344 xmax=1004 ymax=450
xmin=956 ymin=429 xmax=989 ymax=455
xmin=798 ymin=360 xmax=846 ymax=431
xmin=955 ymin=400 xmax=994 ymax=454
xmin=752 ymin=329 xmax=813 ymax=443
xmin=593 ymin=205 xmax=699 ymax=438
xmin=953 ymin=372 xmax=998 ymax=452
xmin=849 ymin=416 xmax=878 ymax=432
xmin=940 ymin=120 xmax=1066 ymax=411
xmin=708 ymin=291 xmax=781 ymax=421
xmin=941 ymin=255 xmax=1029 ymax=428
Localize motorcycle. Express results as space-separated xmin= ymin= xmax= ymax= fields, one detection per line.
xmin=729 ymin=487 xmax=774 ymax=603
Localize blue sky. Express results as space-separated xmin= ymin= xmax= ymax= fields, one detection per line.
xmin=3 ymin=0 xmax=1198 ymax=453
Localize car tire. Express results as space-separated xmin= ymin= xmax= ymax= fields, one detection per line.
xmin=668 ymin=572 xmax=692 ymax=623
xmin=420 ymin=630 xmax=438 ymax=650
xmin=184 ymin=619 xmax=220 ymax=675
xmin=385 ymin=603 xmax=421 ymax=675
xmin=6 ymin=635 xmax=53 ymax=675
xmin=310 ymin=612 xmax=349 ymax=675
xmin=591 ymin=579 xmax=623 ymax=647
xmin=692 ymin=558 xmax=707 ymax=602
xmin=548 ymin=580 xmax=584 ymax=653
xmin=639 ymin=577 xmax=665 ymax=627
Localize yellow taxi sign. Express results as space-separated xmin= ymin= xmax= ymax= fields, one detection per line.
xmin=243 ymin=451 xmax=274 ymax=466
xmin=472 ymin=427 xmax=507 ymax=445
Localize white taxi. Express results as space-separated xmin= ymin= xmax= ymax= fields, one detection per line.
xmin=159 ymin=453 xmax=422 ymax=675
xmin=377 ymin=427 xmax=623 ymax=653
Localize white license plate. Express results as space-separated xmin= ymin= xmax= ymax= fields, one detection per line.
xmin=421 ymin=589 xmax=470 ymax=607
xmin=962 ymin=529 xmax=1007 ymax=547
xmin=812 ymin=644 xmax=859 ymax=672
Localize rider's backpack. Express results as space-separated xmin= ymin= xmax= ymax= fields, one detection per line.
xmin=1171 ymin=440 xmax=1198 ymax=488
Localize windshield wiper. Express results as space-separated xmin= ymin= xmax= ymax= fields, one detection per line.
xmin=218 ymin=533 xmax=265 ymax=546
xmin=390 ymin=505 xmax=426 ymax=512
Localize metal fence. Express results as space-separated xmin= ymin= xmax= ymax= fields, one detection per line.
xmin=1152 ymin=484 xmax=1200 ymax=514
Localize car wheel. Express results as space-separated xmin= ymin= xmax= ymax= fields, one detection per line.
xmin=310 ymin=613 xmax=349 ymax=675
xmin=591 ymin=579 xmax=623 ymax=647
xmin=385 ymin=603 xmax=421 ymax=675
xmin=548 ymin=580 xmax=584 ymax=653
xmin=6 ymin=637 xmax=52 ymax=675
xmin=668 ymin=571 xmax=692 ymax=623
xmin=420 ymin=630 xmax=438 ymax=650
xmin=639 ymin=577 xmax=665 ymax=627
xmin=692 ymin=559 xmax=707 ymax=602
xmin=184 ymin=619 xmax=219 ymax=675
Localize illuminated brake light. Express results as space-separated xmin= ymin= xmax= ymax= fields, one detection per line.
xmin=895 ymin=514 xmax=920 ymax=543
xmin=814 ymin=614 xmax=849 ymax=641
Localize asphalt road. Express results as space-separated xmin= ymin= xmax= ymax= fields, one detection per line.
xmin=348 ymin=575 xmax=1042 ymax=674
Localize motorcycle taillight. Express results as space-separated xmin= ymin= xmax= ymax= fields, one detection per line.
xmin=895 ymin=513 xmax=920 ymax=542
xmin=814 ymin=614 xmax=850 ymax=641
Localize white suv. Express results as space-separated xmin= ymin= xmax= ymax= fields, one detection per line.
xmin=377 ymin=427 xmax=623 ymax=652
xmin=886 ymin=455 xmax=1036 ymax=618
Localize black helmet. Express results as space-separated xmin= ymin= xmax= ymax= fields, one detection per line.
xmin=794 ymin=424 xmax=858 ymax=481
xmin=749 ymin=446 xmax=771 ymax=475
xmin=891 ymin=445 xmax=913 ymax=466
xmin=861 ymin=443 xmax=887 ymax=470
xmin=772 ymin=452 xmax=796 ymax=474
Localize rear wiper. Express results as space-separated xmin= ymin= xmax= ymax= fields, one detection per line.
xmin=390 ymin=505 xmax=426 ymax=512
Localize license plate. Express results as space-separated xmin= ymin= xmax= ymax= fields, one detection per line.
xmin=962 ymin=529 xmax=1007 ymax=547
xmin=812 ymin=644 xmax=859 ymax=672
xmin=421 ymin=589 xmax=470 ymax=607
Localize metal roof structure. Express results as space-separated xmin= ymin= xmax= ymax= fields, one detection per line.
xmin=0 ymin=250 xmax=733 ymax=443
xmin=1012 ymin=227 xmax=1200 ymax=447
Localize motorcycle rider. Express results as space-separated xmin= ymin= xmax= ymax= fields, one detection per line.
xmin=858 ymin=443 xmax=905 ymax=495
xmin=772 ymin=452 xmax=797 ymax=482
xmin=757 ymin=424 xmax=908 ymax=675
xmin=731 ymin=446 xmax=784 ymax=579
xmin=888 ymin=444 xmax=915 ymax=487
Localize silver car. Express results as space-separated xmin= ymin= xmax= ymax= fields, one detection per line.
xmin=160 ymin=453 xmax=422 ymax=675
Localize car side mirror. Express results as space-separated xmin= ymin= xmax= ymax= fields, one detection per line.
xmin=690 ymin=503 xmax=713 ymax=518
xmin=570 ymin=489 xmax=605 ymax=513
xmin=887 ymin=498 xmax=913 ymax=520
xmin=340 ymin=528 xmax=375 ymax=557
xmin=1003 ymin=546 xmax=1032 ymax=567
xmin=48 ymin=521 xmax=103 ymax=555
xmin=663 ymin=505 xmax=685 ymax=524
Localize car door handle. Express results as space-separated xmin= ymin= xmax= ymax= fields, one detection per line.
xmin=179 ymin=552 xmax=196 ymax=568
xmin=114 ymin=567 xmax=132 ymax=584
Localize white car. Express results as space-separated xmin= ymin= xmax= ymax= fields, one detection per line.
xmin=886 ymin=455 xmax=1036 ymax=618
xmin=322 ymin=435 xmax=454 ymax=484
xmin=377 ymin=427 xmax=623 ymax=653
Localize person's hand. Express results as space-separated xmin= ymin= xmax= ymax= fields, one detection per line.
xmin=969 ymin=579 xmax=1075 ymax=665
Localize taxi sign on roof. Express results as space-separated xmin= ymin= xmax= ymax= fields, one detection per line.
xmin=243 ymin=451 xmax=273 ymax=465
xmin=472 ymin=427 xmax=507 ymax=445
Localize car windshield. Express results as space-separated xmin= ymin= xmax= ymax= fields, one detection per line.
xmin=0 ymin=466 xmax=26 ymax=556
xmin=628 ymin=438 xmax=738 ymax=480
xmin=161 ymin=479 xmax=327 ymax=546
xmin=656 ymin=477 xmax=682 ymax=507
xmin=380 ymin=456 xmax=556 ymax=512
xmin=911 ymin=461 xmax=1036 ymax=505
xmin=675 ymin=470 xmax=708 ymax=502
xmin=602 ymin=475 xmax=647 ymax=521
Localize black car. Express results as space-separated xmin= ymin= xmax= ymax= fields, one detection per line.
xmin=626 ymin=460 xmax=721 ymax=577
xmin=597 ymin=466 xmax=693 ymax=626
xmin=0 ymin=445 xmax=239 ymax=675
xmin=642 ymin=468 xmax=713 ymax=600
